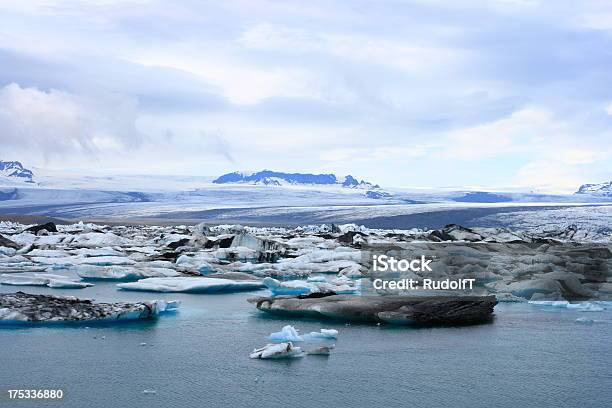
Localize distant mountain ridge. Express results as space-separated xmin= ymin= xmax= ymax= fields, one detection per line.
xmin=0 ymin=160 xmax=35 ymax=183
xmin=213 ymin=170 xmax=379 ymax=189
xmin=575 ymin=181 xmax=612 ymax=197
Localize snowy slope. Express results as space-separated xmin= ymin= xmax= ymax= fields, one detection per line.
xmin=0 ymin=160 xmax=35 ymax=185
xmin=575 ymin=181 xmax=612 ymax=197
xmin=213 ymin=170 xmax=377 ymax=189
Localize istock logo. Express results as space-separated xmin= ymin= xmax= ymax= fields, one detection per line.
xmin=372 ymin=254 xmax=433 ymax=272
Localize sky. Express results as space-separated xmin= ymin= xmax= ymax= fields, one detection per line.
xmin=1 ymin=0 xmax=612 ymax=192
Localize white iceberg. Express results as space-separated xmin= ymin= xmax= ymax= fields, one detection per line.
xmin=263 ymin=277 xmax=359 ymax=296
xmin=72 ymin=247 xmax=125 ymax=257
xmin=74 ymin=265 xmax=144 ymax=280
xmin=250 ymin=342 xmax=304 ymax=359
xmin=73 ymin=232 xmax=132 ymax=247
xmin=117 ymin=277 xmax=264 ymax=293
xmin=73 ymin=265 xmax=179 ymax=280
xmin=0 ymin=273 xmax=93 ymax=289
xmin=307 ymin=328 xmax=338 ymax=339
xmin=529 ymin=300 xmax=606 ymax=312
xmin=25 ymin=249 xmax=71 ymax=258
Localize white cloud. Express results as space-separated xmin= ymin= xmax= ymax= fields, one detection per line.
xmin=0 ymin=83 xmax=142 ymax=159
xmin=129 ymin=51 xmax=318 ymax=105
xmin=239 ymin=23 xmax=462 ymax=72
xmin=443 ymin=108 xmax=555 ymax=159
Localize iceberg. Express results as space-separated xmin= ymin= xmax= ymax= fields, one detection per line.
xmin=268 ymin=325 xmax=304 ymax=342
xmin=307 ymin=276 xmax=327 ymax=282
xmin=73 ymin=265 xmax=179 ymax=280
xmin=306 ymin=346 xmax=333 ymax=355
xmin=567 ymin=302 xmax=605 ymax=312
xmin=249 ymin=342 xmax=304 ymax=359
xmin=308 ymin=328 xmax=338 ymax=339
xmin=529 ymin=300 xmax=606 ymax=311
xmin=0 ymin=247 xmax=16 ymax=256
xmin=263 ymin=277 xmax=312 ymax=296
xmin=0 ymin=273 xmax=93 ymax=289
xmin=72 ymin=247 xmax=125 ymax=257
xmin=0 ymin=292 xmax=179 ymax=323
xmin=25 ymin=249 xmax=71 ymax=258
xmin=117 ymin=277 xmax=264 ymax=293
xmin=74 ymin=265 xmax=144 ymax=280
xmin=263 ymin=277 xmax=359 ymax=296
xmin=73 ymin=232 xmax=132 ymax=247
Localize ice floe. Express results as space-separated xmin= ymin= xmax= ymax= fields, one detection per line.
xmin=117 ymin=277 xmax=264 ymax=293
xmin=263 ymin=277 xmax=360 ymax=296
xmin=73 ymin=265 xmax=180 ymax=280
xmin=0 ymin=292 xmax=179 ymax=323
xmin=1 ymin=273 xmax=94 ymax=289
xmin=250 ymin=342 xmax=304 ymax=359
xmin=268 ymin=325 xmax=304 ymax=342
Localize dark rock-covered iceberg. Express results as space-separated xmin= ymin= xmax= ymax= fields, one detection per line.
xmin=249 ymin=294 xmax=497 ymax=325
xmin=0 ymin=292 xmax=179 ymax=324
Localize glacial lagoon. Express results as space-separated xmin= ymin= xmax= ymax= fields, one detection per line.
xmin=1 ymin=281 xmax=610 ymax=408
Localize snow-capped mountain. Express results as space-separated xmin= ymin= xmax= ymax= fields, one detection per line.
xmin=575 ymin=181 xmax=612 ymax=197
xmin=0 ymin=160 xmax=35 ymax=184
xmin=213 ymin=170 xmax=379 ymax=189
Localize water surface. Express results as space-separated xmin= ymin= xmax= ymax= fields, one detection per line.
xmin=0 ymin=282 xmax=610 ymax=408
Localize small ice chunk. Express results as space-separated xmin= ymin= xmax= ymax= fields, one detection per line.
xmin=567 ymin=302 xmax=605 ymax=312
xmin=250 ymin=342 xmax=304 ymax=359
xmin=308 ymin=329 xmax=338 ymax=339
xmin=307 ymin=346 xmax=333 ymax=355
xmin=269 ymin=325 xmax=304 ymax=342
xmin=47 ymin=279 xmax=94 ymax=289
xmin=528 ymin=300 xmax=570 ymax=307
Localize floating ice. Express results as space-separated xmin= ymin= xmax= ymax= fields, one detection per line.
xmin=308 ymin=328 xmax=338 ymax=339
xmin=73 ymin=265 xmax=179 ymax=280
xmin=74 ymin=265 xmax=144 ymax=280
xmin=263 ymin=277 xmax=312 ymax=296
xmin=263 ymin=277 xmax=359 ymax=296
xmin=529 ymin=300 xmax=605 ymax=311
xmin=250 ymin=342 xmax=304 ymax=359
xmin=72 ymin=247 xmax=124 ymax=257
xmin=306 ymin=346 xmax=333 ymax=355
xmin=26 ymin=249 xmax=71 ymax=258
xmin=0 ymin=273 xmax=93 ymax=289
xmin=268 ymin=325 xmax=304 ymax=342
xmin=0 ymin=247 xmax=16 ymax=256
xmin=73 ymin=232 xmax=132 ymax=247
xmin=117 ymin=277 xmax=264 ymax=293
xmin=0 ymin=292 xmax=179 ymax=323
xmin=567 ymin=302 xmax=605 ymax=312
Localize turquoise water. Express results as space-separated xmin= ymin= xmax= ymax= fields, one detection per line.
xmin=0 ymin=282 xmax=610 ymax=408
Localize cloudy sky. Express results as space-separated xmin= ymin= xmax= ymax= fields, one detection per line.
xmin=1 ymin=0 xmax=611 ymax=192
